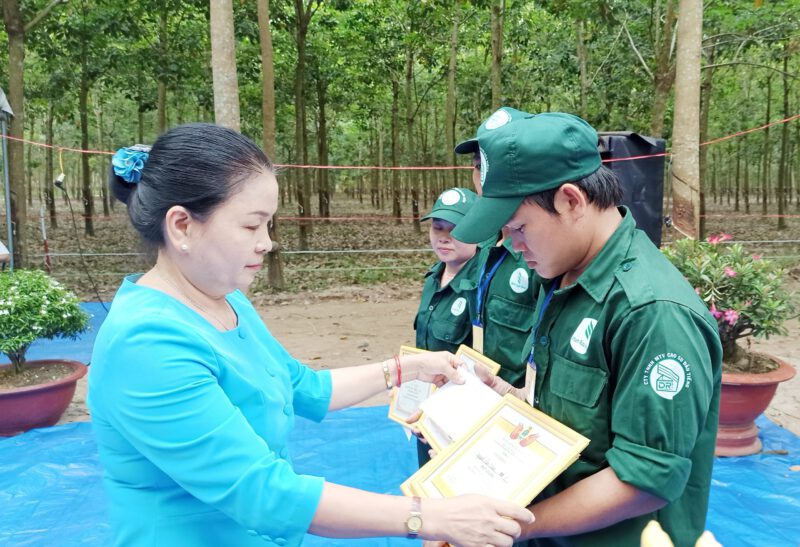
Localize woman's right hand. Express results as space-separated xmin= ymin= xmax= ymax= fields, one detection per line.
xmin=405 ymin=351 xmax=465 ymax=387
xmin=421 ymin=494 xmax=534 ymax=547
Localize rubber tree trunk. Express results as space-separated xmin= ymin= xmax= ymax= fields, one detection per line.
xmin=257 ymin=0 xmax=284 ymax=289
xmin=2 ymin=0 xmax=27 ymax=266
xmin=293 ymin=0 xmax=313 ymax=250
xmin=444 ymin=4 xmax=458 ymax=189
xmin=391 ymin=80 xmax=402 ymax=225
xmin=405 ymin=46 xmax=420 ymax=233
xmin=210 ymin=0 xmax=241 ymax=131
xmin=649 ymin=0 xmax=677 ymax=138
xmin=777 ymin=46 xmax=789 ymax=230
xmin=79 ymin=61 xmax=95 ymax=237
xmin=490 ymin=0 xmax=504 ymax=110
xmin=669 ymin=0 xmax=703 ymax=239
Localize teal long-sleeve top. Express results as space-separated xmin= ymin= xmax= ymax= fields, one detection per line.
xmin=88 ymin=276 xmax=332 ymax=547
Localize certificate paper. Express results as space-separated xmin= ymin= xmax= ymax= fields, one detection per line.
xmin=417 ymin=372 xmax=501 ymax=452
xmin=402 ymin=394 xmax=590 ymax=507
xmin=388 ymin=345 xmax=499 ymax=428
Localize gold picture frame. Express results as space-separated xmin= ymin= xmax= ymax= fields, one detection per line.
xmin=402 ymin=394 xmax=590 ymax=507
xmin=388 ymin=345 xmax=502 ymax=442
xmin=455 ymin=344 xmax=501 ymax=376
xmin=388 ymin=346 xmax=435 ymax=427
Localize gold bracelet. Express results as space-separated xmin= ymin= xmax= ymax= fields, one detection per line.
xmin=381 ymin=360 xmax=393 ymax=390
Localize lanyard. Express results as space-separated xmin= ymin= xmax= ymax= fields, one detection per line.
xmin=527 ymin=278 xmax=560 ymax=367
xmin=473 ymin=249 xmax=508 ymax=328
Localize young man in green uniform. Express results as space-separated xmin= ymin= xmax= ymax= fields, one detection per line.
xmin=450 ymin=108 xmax=722 ymax=547
xmin=455 ymin=121 xmax=538 ymax=388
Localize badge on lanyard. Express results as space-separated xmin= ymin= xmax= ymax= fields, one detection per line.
xmin=472 ymin=252 xmax=505 ymax=354
xmin=525 ymin=364 xmax=536 ymax=406
xmin=526 ymin=278 xmax=560 ymax=407
xmin=471 ymin=324 xmax=484 ymax=353
xmin=472 ymin=249 xmax=508 ymax=337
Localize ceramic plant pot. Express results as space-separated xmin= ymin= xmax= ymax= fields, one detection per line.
xmin=0 ymin=359 xmax=87 ymax=437
xmin=716 ymin=354 xmax=796 ymax=457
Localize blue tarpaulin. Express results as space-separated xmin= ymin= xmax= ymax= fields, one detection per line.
xmin=1 ymin=412 xmax=799 ymax=546
xmin=1 ymin=304 xmax=799 ymax=546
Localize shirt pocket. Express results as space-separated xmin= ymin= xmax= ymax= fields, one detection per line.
xmin=431 ymin=319 xmax=470 ymax=346
xmin=487 ymin=295 xmax=535 ymax=332
xmin=548 ymin=352 xmax=608 ymax=408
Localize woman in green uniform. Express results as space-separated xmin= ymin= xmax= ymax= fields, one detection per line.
xmin=413 ymin=187 xmax=481 ymax=465
xmin=414 ymin=188 xmax=480 ymax=353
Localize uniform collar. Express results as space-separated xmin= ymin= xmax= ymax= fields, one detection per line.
xmin=425 ymin=258 xmax=479 ymax=293
xmin=574 ymin=206 xmax=635 ymax=303
xmin=502 ymin=236 xmax=515 ymax=253
xmin=477 ymin=233 xmax=521 ymax=258
xmin=477 ymin=232 xmax=502 ymax=250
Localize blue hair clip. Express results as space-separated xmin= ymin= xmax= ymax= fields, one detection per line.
xmin=112 ymin=144 xmax=151 ymax=184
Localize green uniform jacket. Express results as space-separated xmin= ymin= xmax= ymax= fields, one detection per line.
xmin=521 ymin=209 xmax=722 ymax=547
xmin=414 ymin=258 xmax=479 ymax=353
xmin=471 ymin=236 xmax=538 ymax=387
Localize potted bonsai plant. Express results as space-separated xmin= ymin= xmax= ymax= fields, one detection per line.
xmin=663 ymin=234 xmax=796 ymax=456
xmin=0 ymin=269 xmax=90 ymax=436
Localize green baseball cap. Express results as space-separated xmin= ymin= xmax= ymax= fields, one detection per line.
xmin=454 ymin=107 xmax=530 ymax=155
xmin=452 ymin=109 xmax=602 ymax=243
xmin=421 ymin=187 xmax=478 ymax=225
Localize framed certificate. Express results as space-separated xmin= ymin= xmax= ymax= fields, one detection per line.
xmin=416 ymin=371 xmax=502 ymax=454
xmin=402 ymin=394 xmax=590 ymax=507
xmin=394 ymin=344 xmax=504 ymax=448
xmin=455 ymin=345 xmax=501 ymax=376
xmin=388 ymin=346 xmax=435 ymax=426
xmin=416 ymin=412 xmax=450 ymax=454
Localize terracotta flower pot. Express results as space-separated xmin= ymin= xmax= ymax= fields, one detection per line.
xmin=0 ymin=359 xmax=87 ymax=437
xmin=716 ymin=354 xmax=796 ymax=457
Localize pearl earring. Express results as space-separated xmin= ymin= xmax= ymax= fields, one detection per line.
xmin=180 ymin=244 xmax=189 ymax=252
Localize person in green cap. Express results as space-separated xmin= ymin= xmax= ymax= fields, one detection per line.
xmin=414 ymin=187 xmax=480 ymax=465
xmin=414 ymin=187 xmax=481 ymax=354
xmin=447 ymin=108 xmax=722 ymax=547
xmin=454 ymin=114 xmax=539 ymax=388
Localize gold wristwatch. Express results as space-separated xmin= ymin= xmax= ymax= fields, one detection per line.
xmin=405 ymin=496 xmax=423 ymax=537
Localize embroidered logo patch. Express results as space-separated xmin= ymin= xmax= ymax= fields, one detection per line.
xmin=509 ymin=268 xmax=529 ymax=294
xmin=484 ymin=109 xmax=512 ymax=130
xmin=569 ymin=318 xmax=597 ymax=355
xmin=440 ymin=189 xmax=463 ymax=206
xmin=451 ymin=297 xmax=467 ymax=316
xmin=643 ymin=353 xmax=692 ymax=400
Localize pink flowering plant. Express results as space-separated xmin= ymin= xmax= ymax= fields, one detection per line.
xmin=662 ymin=234 xmax=794 ymax=372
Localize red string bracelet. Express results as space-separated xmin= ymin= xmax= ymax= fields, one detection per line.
xmin=394 ymin=354 xmax=402 ymax=387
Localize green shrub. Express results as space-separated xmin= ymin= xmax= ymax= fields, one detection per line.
xmin=0 ymin=270 xmax=89 ymax=374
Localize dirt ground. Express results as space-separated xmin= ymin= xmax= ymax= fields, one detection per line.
xmin=59 ymin=284 xmax=800 ymax=437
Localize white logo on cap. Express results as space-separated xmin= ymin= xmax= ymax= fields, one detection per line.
xmin=509 ymin=268 xmax=529 ymax=293
xmin=440 ymin=189 xmax=463 ymax=206
xmin=484 ymin=109 xmax=512 ymax=130
xmin=451 ymin=297 xmax=467 ymax=316
xmin=479 ymin=148 xmax=488 ymax=188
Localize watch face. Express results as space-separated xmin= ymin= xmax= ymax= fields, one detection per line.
xmin=407 ymin=515 xmax=423 ymax=534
